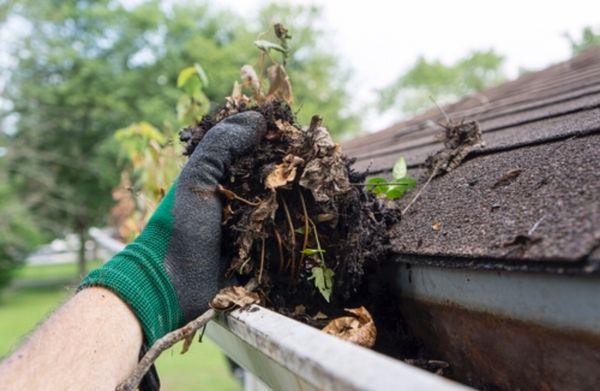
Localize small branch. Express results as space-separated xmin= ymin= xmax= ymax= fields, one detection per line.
xmin=116 ymin=309 xmax=216 ymax=391
xmin=401 ymin=172 xmax=435 ymax=216
xmin=117 ymin=279 xmax=258 ymax=391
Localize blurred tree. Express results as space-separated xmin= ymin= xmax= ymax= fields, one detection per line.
xmin=0 ymin=152 xmax=45 ymax=290
xmin=566 ymin=26 xmax=600 ymax=55
xmin=378 ymin=49 xmax=505 ymax=117
xmin=2 ymin=0 xmax=356 ymax=277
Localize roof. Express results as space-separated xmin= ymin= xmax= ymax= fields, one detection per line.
xmin=343 ymin=48 xmax=600 ymax=272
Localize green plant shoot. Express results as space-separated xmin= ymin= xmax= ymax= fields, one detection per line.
xmin=176 ymin=63 xmax=210 ymax=125
xmin=367 ymin=156 xmax=417 ymax=199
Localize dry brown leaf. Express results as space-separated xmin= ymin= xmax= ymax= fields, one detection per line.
xmin=265 ymin=154 xmax=305 ymax=190
xmin=322 ymin=306 xmax=376 ymax=348
xmin=299 ymin=156 xmax=351 ymax=203
xmin=210 ymin=286 xmax=261 ymax=311
xmin=267 ymin=64 xmax=293 ymax=104
xmin=313 ymin=311 xmax=328 ymax=320
xmin=225 ymin=81 xmax=250 ymax=113
xmin=240 ymin=64 xmax=260 ymax=91
xmin=235 ymin=192 xmax=278 ymax=265
xmin=292 ymin=304 xmax=306 ymax=316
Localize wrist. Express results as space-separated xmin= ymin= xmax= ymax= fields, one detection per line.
xmin=79 ymin=185 xmax=184 ymax=346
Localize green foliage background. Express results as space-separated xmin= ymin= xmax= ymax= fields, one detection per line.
xmin=378 ymin=49 xmax=506 ymax=117
xmin=0 ymin=0 xmax=358 ymax=281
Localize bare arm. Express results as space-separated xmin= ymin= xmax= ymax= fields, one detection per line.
xmin=0 ymin=287 xmax=142 ymax=391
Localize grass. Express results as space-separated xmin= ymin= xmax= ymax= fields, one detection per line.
xmin=0 ymin=263 xmax=241 ymax=391
xmin=14 ymin=260 xmax=103 ymax=281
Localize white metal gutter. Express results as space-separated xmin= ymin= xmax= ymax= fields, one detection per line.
xmin=395 ymin=263 xmax=600 ymax=334
xmin=206 ymin=305 xmax=471 ymax=391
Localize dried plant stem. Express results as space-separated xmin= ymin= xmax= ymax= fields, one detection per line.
xmin=258 ymin=236 xmax=266 ymax=283
xmin=116 ymin=279 xmax=258 ymax=391
xmin=217 ymin=185 xmax=261 ymax=206
xmin=116 ymin=309 xmax=216 ymax=391
xmin=298 ymin=191 xmax=311 ymax=273
xmin=273 ymin=227 xmax=285 ymax=273
xmin=280 ymin=196 xmax=296 ymax=276
xmin=401 ymin=172 xmax=435 ymax=216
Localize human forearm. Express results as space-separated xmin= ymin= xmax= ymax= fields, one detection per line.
xmin=0 ymin=287 xmax=142 ymax=391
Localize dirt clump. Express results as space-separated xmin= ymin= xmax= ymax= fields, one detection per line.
xmin=181 ymin=99 xmax=397 ymax=315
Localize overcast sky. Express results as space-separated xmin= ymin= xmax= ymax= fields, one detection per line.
xmin=217 ymin=0 xmax=600 ymax=131
xmin=3 ymin=1 xmax=600 ymax=132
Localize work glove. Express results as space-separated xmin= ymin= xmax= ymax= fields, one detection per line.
xmin=80 ymin=111 xmax=266 ymax=347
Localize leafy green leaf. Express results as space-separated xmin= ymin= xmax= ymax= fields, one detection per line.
xmin=385 ymin=186 xmax=408 ymax=199
xmin=254 ymin=40 xmax=286 ymax=53
xmin=366 ymin=177 xmax=388 ymax=195
xmin=385 ymin=176 xmax=417 ymax=199
xmin=302 ymin=248 xmax=326 ymax=256
xmin=392 ymin=156 xmax=407 ymax=180
xmin=194 ymin=63 xmax=209 ymax=87
xmin=177 ymin=67 xmax=198 ymax=88
xmin=308 ymin=266 xmax=335 ymax=302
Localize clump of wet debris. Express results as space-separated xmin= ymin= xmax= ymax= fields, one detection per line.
xmin=182 ymin=97 xmax=395 ymax=315
xmin=179 ymin=24 xmax=475 ymax=375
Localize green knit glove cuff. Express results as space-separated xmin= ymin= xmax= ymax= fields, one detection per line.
xmin=79 ymin=184 xmax=184 ymax=346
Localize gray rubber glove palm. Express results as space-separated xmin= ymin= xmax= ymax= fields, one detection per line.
xmin=81 ymin=111 xmax=266 ymax=345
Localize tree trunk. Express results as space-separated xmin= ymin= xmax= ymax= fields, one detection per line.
xmin=78 ymin=227 xmax=87 ymax=279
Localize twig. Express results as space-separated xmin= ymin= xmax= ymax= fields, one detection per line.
xmin=258 ymin=236 xmax=266 ymax=284
xmin=298 ymin=192 xmax=311 ymax=271
xmin=401 ymin=172 xmax=435 ymax=216
xmin=430 ymin=95 xmax=450 ymax=124
xmin=116 ymin=279 xmax=258 ymax=391
xmin=273 ymin=227 xmax=285 ymax=273
xmin=280 ymin=196 xmax=296 ymax=276
xmin=350 ymin=181 xmax=412 ymax=186
xmin=116 ymin=309 xmax=216 ymax=391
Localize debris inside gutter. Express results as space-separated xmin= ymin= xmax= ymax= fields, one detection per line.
xmin=178 ymin=24 xmax=484 ymax=376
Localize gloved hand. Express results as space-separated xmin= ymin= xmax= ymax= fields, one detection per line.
xmin=80 ymin=111 xmax=266 ymax=347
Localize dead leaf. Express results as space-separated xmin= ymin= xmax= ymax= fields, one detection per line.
xmin=210 ymin=285 xmax=261 ymax=311
xmin=492 ymin=169 xmax=522 ymax=188
xmin=240 ymin=64 xmax=260 ymax=91
xmin=431 ymin=220 xmax=442 ymax=231
xmin=322 ymin=306 xmax=376 ymax=348
xmin=426 ymin=120 xmax=484 ymax=177
xmin=264 ymin=154 xmax=305 ymax=190
xmin=312 ymin=311 xmax=328 ymax=320
xmin=292 ymin=304 xmax=306 ymax=316
xmin=299 ymin=156 xmax=351 ymax=203
xmin=225 ymin=81 xmax=250 ymax=112
xmin=267 ymin=64 xmax=293 ymax=104
xmin=235 ymin=192 xmax=278 ymax=266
